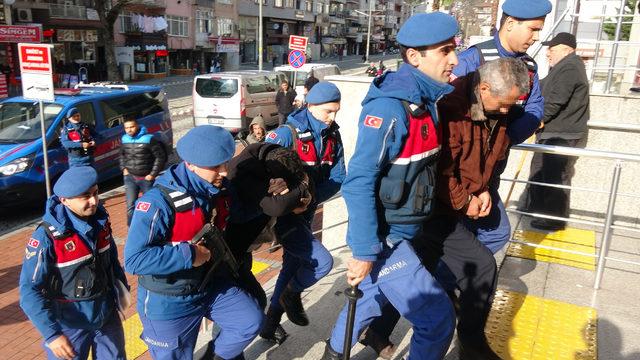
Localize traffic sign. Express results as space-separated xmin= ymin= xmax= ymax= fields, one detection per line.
xmin=288 ymin=50 xmax=306 ymax=69
xmin=289 ymin=35 xmax=308 ymax=52
xmin=18 ymin=43 xmax=54 ymax=101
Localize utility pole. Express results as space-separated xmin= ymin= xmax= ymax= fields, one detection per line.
xmin=365 ymin=0 xmax=373 ymax=63
xmin=258 ymin=0 xmax=263 ymax=71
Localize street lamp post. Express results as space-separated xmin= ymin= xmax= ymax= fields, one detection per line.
xmin=258 ymin=0 xmax=263 ymax=70
xmin=365 ymin=0 xmax=373 ymax=63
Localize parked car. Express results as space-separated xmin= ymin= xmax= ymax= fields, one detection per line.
xmin=0 ymin=83 xmax=172 ymax=207
xmin=193 ymin=71 xmax=287 ymax=132
xmin=273 ymin=63 xmax=341 ymax=95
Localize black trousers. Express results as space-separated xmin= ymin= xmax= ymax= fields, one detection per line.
xmin=526 ymin=137 xmax=580 ymax=220
xmin=368 ymin=213 xmax=498 ymax=342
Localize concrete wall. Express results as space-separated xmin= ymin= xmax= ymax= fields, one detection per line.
xmin=323 ymin=75 xmax=640 ymax=234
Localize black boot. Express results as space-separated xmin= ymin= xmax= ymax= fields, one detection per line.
xmin=459 ymin=336 xmax=502 ymax=360
xmin=321 ymin=341 xmax=342 ymax=360
xmin=259 ymin=307 xmax=289 ymax=344
xmin=358 ymin=328 xmax=396 ymax=360
xmin=279 ymin=284 xmax=309 ymax=326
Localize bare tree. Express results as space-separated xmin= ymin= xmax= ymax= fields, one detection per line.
xmin=95 ymin=0 xmax=132 ymax=82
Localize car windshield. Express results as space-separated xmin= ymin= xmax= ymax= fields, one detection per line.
xmin=0 ymin=102 xmax=63 ymax=143
xmin=282 ymin=71 xmax=309 ymax=87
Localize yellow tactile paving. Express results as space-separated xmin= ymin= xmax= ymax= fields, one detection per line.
xmin=251 ymin=260 xmax=270 ymax=275
xmin=507 ymin=227 xmax=596 ymax=270
xmin=123 ymin=314 xmax=148 ymax=359
xmin=123 ymin=259 xmax=273 ymax=358
xmin=486 ymin=289 xmax=597 ymax=360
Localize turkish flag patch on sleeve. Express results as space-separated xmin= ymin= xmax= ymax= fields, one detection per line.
xmin=267 ymin=132 xmax=278 ymax=140
xmin=363 ymin=115 xmax=383 ymax=129
xmin=27 ymin=238 xmax=40 ymax=248
xmin=136 ymin=201 xmax=151 ymax=212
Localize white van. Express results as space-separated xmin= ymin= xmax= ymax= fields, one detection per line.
xmin=193 ymin=71 xmax=287 ymax=132
xmin=273 ymin=63 xmax=341 ymax=95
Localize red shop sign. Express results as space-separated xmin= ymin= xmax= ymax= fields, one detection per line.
xmin=0 ymin=25 xmax=41 ymax=43
xmin=155 ymin=50 xmax=168 ymax=57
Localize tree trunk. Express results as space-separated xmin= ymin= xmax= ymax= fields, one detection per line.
xmin=102 ymin=25 xmax=123 ymax=82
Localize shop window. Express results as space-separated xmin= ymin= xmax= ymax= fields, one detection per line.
xmin=167 ymin=15 xmax=188 ymax=37
xmin=75 ymin=102 xmax=96 ymax=127
xmin=316 ymin=2 xmax=322 ymax=14
xmin=285 ymin=0 xmax=294 ymax=8
xmin=119 ymin=11 xmax=135 ymax=33
xmin=99 ymin=91 xmax=165 ymax=128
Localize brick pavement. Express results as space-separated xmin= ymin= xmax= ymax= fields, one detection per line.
xmin=0 ymin=191 xmax=318 ymax=359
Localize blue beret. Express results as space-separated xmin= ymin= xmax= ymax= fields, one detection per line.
xmin=397 ymin=12 xmax=459 ymax=47
xmin=54 ymin=166 xmax=98 ymax=198
xmin=306 ymin=81 xmax=341 ymax=105
xmin=502 ymin=0 xmax=552 ymax=19
xmin=177 ymin=125 xmax=234 ymax=167
xmin=67 ymin=107 xmax=79 ymax=118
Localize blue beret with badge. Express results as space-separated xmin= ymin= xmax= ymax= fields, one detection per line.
xmin=397 ymin=12 xmax=459 ymax=48
xmin=305 ymin=81 xmax=341 ymax=105
xmin=502 ymin=0 xmax=552 ymax=19
xmin=54 ymin=166 xmax=98 ymax=198
xmin=176 ymin=125 xmax=235 ymax=167
xmin=67 ymin=107 xmax=79 ymax=118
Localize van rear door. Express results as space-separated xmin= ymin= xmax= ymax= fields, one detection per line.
xmin=193 ymin=76 xmax=241 ymax=128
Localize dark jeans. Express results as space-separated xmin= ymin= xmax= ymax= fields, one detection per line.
xmin=124 ymin=174 xmax=153 ymax=225
xmin=526 ymin=137 xmax=580 ymax=221
xmin=368 ymin=212 xmax=498 ymax=342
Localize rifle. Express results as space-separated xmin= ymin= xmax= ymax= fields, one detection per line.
xmin=194 ymin=223 xmax=240 ymax=292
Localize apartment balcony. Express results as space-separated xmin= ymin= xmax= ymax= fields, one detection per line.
xmin=330 ymin=0 xmax=346 ymax=4
xmin=329 ymin=15 xmax=345 ymax=24
xmin=194 ymin=0 xmax=215 ymax=7
xmin=49 ymin=4 xmax=87 ymax=20
xmin=127 ymin=0 xmax=167 ymax=9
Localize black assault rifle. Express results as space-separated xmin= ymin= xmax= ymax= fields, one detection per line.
xmin=195 ymin=223 xmax=240 ymax=292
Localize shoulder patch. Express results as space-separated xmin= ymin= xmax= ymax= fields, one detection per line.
xmin=268 ymin=132 xmax=278 ymax=140
xmin=136 ymin=201 xmax=151 ymax=212
xmin=363 ymin=115 xmax=383 ymax=129
xmin=27 ymin=238 xmax=40 ymax=248
xmin=25 ymin=248 xmax=36 ymax=259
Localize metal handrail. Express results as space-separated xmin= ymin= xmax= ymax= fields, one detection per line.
xmin=512 ymin=143 xmax=640 ymax=162
xmin=588 ymin=121 xmax=640 ymax=132
xmin=504 ymin=142 xmax=639 ymax=289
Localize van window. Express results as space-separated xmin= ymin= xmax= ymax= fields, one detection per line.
xmin=100 ymin=91 xmax=165 ymax=128
xmin=0 ymin=102 xmax=63 ymax=143
xmin=195 ymin=78 xmax=238 ymax=98
xmin=246 ymin=76 xmax=277 ymax=94
xmin=75 ymin=102 xmax=96 ymax=127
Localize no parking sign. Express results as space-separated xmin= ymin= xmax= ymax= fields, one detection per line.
xmin=288 ymin=50 xmax=306 ymax=69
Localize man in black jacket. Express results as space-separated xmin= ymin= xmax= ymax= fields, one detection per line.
xmin=526 ymin=32 xmax=589 ymax=230
xmin=120 ymin=117 xmax=167 ymax=225
xmin=276 ymin=80 xmax=297 ymax=125
xmin=226 ymin=142 xmax=312 ymax=344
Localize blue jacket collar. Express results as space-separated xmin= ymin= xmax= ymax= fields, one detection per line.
xmin=289 ymin=108 xmax=329 ymax=135
xmin=495 ymin=31 xmax=519 ymax=58
xmin=404 ymin=64 xmax=454 ymax=105
xmin=43 ymin=196 xmax=108 ymax=237
xmin=365 ymin=64 xmax=453 ymax=107
xmin=155 ymin=162 xmax=221 ymax=204
xmin=123 ymin=125 xmax=148 ymax=142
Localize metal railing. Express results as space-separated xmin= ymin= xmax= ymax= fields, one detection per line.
xmin=49 ymin=4 xmax=87 ymax=19
xmin=502 ymin=143 xmax=640 ymax=289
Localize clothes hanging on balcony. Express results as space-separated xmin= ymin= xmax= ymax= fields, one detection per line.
xmin=154 ymin=16 xmax=168 ymax=32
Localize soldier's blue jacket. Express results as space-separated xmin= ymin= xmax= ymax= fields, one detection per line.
xmin=343 ymin=64 xmax=454 ymax=261
xmin=18 ymin=197 xmax=127 ymax=343
xmin=265 ymin=108 xmax=346 ymax=204
xmin=453 ymin=32 xmax=544 ymax=144
xmin=124 ymin=162 xmax=225 ymax=320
